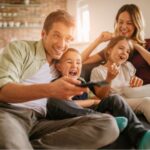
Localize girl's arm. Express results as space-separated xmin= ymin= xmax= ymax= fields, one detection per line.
xmin=75 ymin=99 xmax=101 ymax=108
xmin=82 ymin=32 xmax=114 ymax=64
xmin=92 ymin=63 xmax=119 ymax=99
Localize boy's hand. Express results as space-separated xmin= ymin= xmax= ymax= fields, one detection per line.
xmin=130 ymin=76 xmax=143 ymax=87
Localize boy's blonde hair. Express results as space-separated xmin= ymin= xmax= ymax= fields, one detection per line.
xmin=56 ymin=48 xmax=81 ymax=64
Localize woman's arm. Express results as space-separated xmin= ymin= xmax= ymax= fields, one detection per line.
xmin=83 ymin=53 xmax=102 ymax=64
xmin=81 ymin=37 xmax=103 ymax=64
xmin=82 ymin=32 xmax=114 ymax=64
xmin=134 ymin=43 xmax=150 ymax=65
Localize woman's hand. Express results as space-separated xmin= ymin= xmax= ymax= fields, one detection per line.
xmin=130 ymin=76 xmax=143 ymax=87
xmin=98 ymin=31 xmax=115 ymax=43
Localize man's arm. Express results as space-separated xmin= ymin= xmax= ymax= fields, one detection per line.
xmin=0 ymin=83 xmax=50 ymax=103
xmin=0 ymin=77 xmax=88 ymax=103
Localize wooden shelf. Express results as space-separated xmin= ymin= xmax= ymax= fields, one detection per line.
xmin=0 ymin=3 xmax=46 ymax=8
xmin=0 ymin=2 xmax=45 ymax=29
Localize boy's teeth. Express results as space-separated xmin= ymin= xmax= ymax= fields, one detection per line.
xmin=69 ymin=70 xmax=77 ymax=76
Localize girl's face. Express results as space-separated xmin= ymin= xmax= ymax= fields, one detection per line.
xmin=116 ymin=11 xmax=135 ymax=38
xmin=108 ymin=39 xmax=131 ymax=65
xmin=56 ymin=51 xmax=82 ymax=79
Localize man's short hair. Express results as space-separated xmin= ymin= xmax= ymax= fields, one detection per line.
xmin=43 ymin=9 xmax=75 ymax=33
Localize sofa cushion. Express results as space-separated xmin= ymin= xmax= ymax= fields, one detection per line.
xmin=81 ymin=62 xmax=100 ymax=82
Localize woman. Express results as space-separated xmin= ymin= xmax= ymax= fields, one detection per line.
xmin=82 ymin=4 xmax=150 ymax=85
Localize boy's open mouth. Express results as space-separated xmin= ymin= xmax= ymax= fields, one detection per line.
xmin=69 ymin=70 xmax=78 ymax=77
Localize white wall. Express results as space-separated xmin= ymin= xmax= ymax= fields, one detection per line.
xmin=67 ymin=0 xmax=150 ymax=52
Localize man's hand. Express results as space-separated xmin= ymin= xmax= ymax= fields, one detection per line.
xmin=130 ymin=76 xmax=143 ymax=87
xmin=49 ymin=76 xmax=88 ymax=100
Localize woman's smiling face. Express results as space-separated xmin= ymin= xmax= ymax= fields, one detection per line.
xmin=115 ymin=11 xmax=135 ymax=38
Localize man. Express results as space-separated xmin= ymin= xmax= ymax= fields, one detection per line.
xmin=0 ymin=10 xmax=119 ymax=149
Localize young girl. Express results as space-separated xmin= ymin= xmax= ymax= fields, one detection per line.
xmin=91 ymin=36 xmax=150 ymax=123
xmin=47 ymin=48 xmax=150 ymax=149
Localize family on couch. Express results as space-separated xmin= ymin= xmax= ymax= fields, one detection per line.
xmin=0 ymin=3 xmax=150 ymax=150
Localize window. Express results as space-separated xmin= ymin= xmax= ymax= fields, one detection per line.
xmin=77 ymin=1 xmax=90 ymax=43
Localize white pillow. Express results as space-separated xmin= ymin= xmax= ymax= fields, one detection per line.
xmin=122 ymin=84 xmax=150 ymax=98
